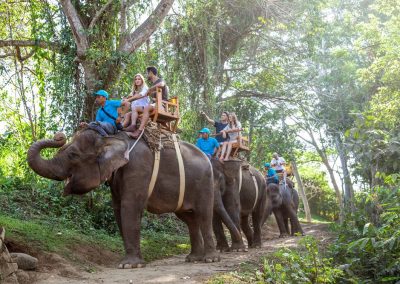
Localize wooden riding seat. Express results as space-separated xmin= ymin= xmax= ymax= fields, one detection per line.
xmin=149 ymin=87 xmax=180 ymax=132
xmin=231 ymin=135 xmax=250 ymax=157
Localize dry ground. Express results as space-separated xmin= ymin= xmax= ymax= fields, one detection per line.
xmin=12 ymin=221 xmax=333 ymax=284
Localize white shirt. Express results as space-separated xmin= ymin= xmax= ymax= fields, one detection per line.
xmin=131 ymin=86 xmax=149 ymax=108
xmin=271 ymin=157 xmax=286 ymax=171
xmin=224 ymin=121 xmax=242 ymax=142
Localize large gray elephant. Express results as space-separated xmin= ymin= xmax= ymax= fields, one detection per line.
xmin=27 ymin=129 xmax=220 ymax=268
xmin=211 ymin=159 xmax=246 ymax=252
xmin=263 ymin=179 xmax=304 ymax=237
xmin=211 ymin=162 xmax=267 ymax=250
xmin=239 ymin=165 xmax=267 ymax=248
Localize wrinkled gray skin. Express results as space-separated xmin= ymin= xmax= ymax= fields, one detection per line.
xmin=211 ymin=162 xmax=266 ymax=250
xmin=211 ymin=159 xmax=246 ymax=252
xmin=263 ymin=179 xmax=304 ymax=237
xmin=27 ymin=130 xmax=220 ymax=268
xmin=239 ymin=165 xmax=267 ymax=248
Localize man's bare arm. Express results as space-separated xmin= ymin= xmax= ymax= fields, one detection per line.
xmin=201 ymin=111 xmax=215 ymax=125
xmin=146 ymin=81 xmax=166 ymax=95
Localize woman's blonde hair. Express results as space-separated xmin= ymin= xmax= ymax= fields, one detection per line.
xmin=229 ymin=112 xmax=239 ymax=128
xmin=132 ymin=73 xmax=147 ymax=92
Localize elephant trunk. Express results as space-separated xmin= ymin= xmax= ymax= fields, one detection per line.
xmin=27 ymin=133 xmax=68 ymax=181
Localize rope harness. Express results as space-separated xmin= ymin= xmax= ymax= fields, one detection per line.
xmin=125 ymin=130 xmax=185 ymax=212
xmin=239 ymin=166 xmax=259 ymax=210
xmin=250 ymin=171 xmax=259 ymax=210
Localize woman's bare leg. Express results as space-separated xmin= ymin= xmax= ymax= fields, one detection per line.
xmin=123 ymin=112 xmax=132 ymax=128
xmin=219 ymin=142 xmax=228 ymax=161
xmin=129 ymin=105 xmax=154 ymax=138
xmin=131 ymin=106 xmax=141 ymax=127
xmin=224 ymin=141 xmax=235 ymax=160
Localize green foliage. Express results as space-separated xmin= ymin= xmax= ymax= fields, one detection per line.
xmin=259 ymin=236 xmax=343 ymax=283
xmin=329 ymin=186 xmax=400 ymax=282
xmin=0 ymin=214 xmax=189 ymax=262
xmin=300 ymin=166 xmax=339 ymax=220
xmin=209 ymin=237 xmax=343 ymax=284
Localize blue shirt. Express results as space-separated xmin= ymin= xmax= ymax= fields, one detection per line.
xmin=196 ymin=137 xmax=220 ymax=156
xmin=266 ymin=168 xmax=278 ymax=183
xmin=95 ymin=100 xmax=122 ymax=127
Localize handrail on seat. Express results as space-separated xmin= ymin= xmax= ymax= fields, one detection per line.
xmin=231 ymin=133 xmax=250 ymax=157
xmin=149 ymin=87 xmax=180 ymax=132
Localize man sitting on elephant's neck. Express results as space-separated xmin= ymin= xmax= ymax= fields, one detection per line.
xmin=264 ymin=162 xmax=279 ymax=185
xmin=79 ymin=90 xmax=122 ymax=136
xmin=196 ymin=128 xmax=220 ymax=159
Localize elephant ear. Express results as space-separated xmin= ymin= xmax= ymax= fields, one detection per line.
xmin=98 ymin=137 xmax=129 ymax=182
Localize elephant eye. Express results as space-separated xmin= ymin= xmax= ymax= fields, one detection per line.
xmin=68 ymin=151 xmax=80 ymax=159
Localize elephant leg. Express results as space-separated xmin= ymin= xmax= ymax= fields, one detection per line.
xmin=213 ymin=213 xmax=230 ymax=252
xmin=251 ymin=210 xmax=262 ymax=248
xmin=290 ymin=218 xmax=295 ymax=235
xmin=241 ymin=214 xmax=253 ymax=247
xmin=197 ymin=206 xmax=220 ymax=263
xmin=286 ymin=207 xmax=305 ymax=236
xmin=176 ymin=212 xmax=205 ymax=262
xmin=215 ymin=189 xmax=245 ymax=251
xmin=283 ymin=216 xmax=290 ymax=236
xmin=223 ymin=201 xmax=245 ymax=251
xmin=274 ymin=209 xmax=288 ymax=238
xmin=111 ymin=196 xmax=123 ymax=237
xmin=118 ymin=200 xmax=146 ymax=269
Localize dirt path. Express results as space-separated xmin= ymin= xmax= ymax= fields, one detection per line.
xmin=31 ymin=222 xmax=332 ymax=284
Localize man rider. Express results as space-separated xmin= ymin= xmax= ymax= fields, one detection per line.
xmin=271 ymin=152 xmax=286 ymax=174
xmin=195 ymin=128 xmax=220 ymax=159
xmin=201 ymin=111 xmax=229 ymax=144
xmin=80 ymin=90 xmax=121 ymax=136
xmin=264 ymin=163 xmax=279 ymax=185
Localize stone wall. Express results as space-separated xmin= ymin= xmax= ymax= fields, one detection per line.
xmin=0 ymin=227 xmax=19 ymax=284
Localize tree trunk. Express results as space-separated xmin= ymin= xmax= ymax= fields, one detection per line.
xmin=320 ymin=153 xmax=344 ymax=222
xmin=291 ymin=160 xmax=312 ymax=223
xmin=305 ymin=128 xmax=344 ymax=223
xmin=335 ymin=133 xmax=355 ymax=213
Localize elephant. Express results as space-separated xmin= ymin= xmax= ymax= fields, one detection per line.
xmin=263 ymin=179 xmax=304 ymax=237
xmin=27 ymin=129 xmax=220 ymax=268
xmin=211 ymin=162 xmax=267 ymax=250
xmin=211 ymin=159 xmax=246 ymax=252
xmin=239 ymin=164 xmax=267 ymax=248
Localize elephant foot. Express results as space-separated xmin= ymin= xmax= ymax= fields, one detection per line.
xmin=230 ymin=243 xmax=247 ymax=252
xmin=204 ymin=251 xmax=221 ymax=263
xmin=279 ymin=233 xmax=289 ymax=238
xmin=185 ymin=252 xmax=205 ymax=263
xmin=118 ymin=255 xmax=146 ymax=269
xmin=216 ymin=245 xmax=230 ymax=252
xmin=250 ymin=242 xmax=262 ymax=249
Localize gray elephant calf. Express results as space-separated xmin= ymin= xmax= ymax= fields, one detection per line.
xmin=264 ymin=179 xmax=304 ymax=237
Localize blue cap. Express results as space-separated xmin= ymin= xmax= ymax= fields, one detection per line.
xmin=199 ymin=127 xmax=211 ymax=134
xmin=94 ymin=90 xmax=109 ymax=99
xmin=264 ymin=162 xmax=271 ymax=167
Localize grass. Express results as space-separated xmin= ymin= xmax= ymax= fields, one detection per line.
xmin=207 ymin=261 xmax=259 ymax=284
xmin=0 ymin=213 xmax=190 ymax=262
xmin=298 ymin=212 xmax=332 ymax=224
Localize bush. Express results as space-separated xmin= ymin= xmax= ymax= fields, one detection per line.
xmin=258 ymin=236 xmax=343 ymax=284
xmin=329 ymin=186 xmax=400 ymax=283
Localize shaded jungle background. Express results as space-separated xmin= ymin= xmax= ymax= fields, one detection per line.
xmin=0 ymin=0 xmax=399 ymax=282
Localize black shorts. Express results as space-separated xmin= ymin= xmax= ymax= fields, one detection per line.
xmin=276 ymin=169 xmax=284 ymax=173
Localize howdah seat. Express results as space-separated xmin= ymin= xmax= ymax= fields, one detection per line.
xmin=149 ymin=87 xmax=180 ymax=132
